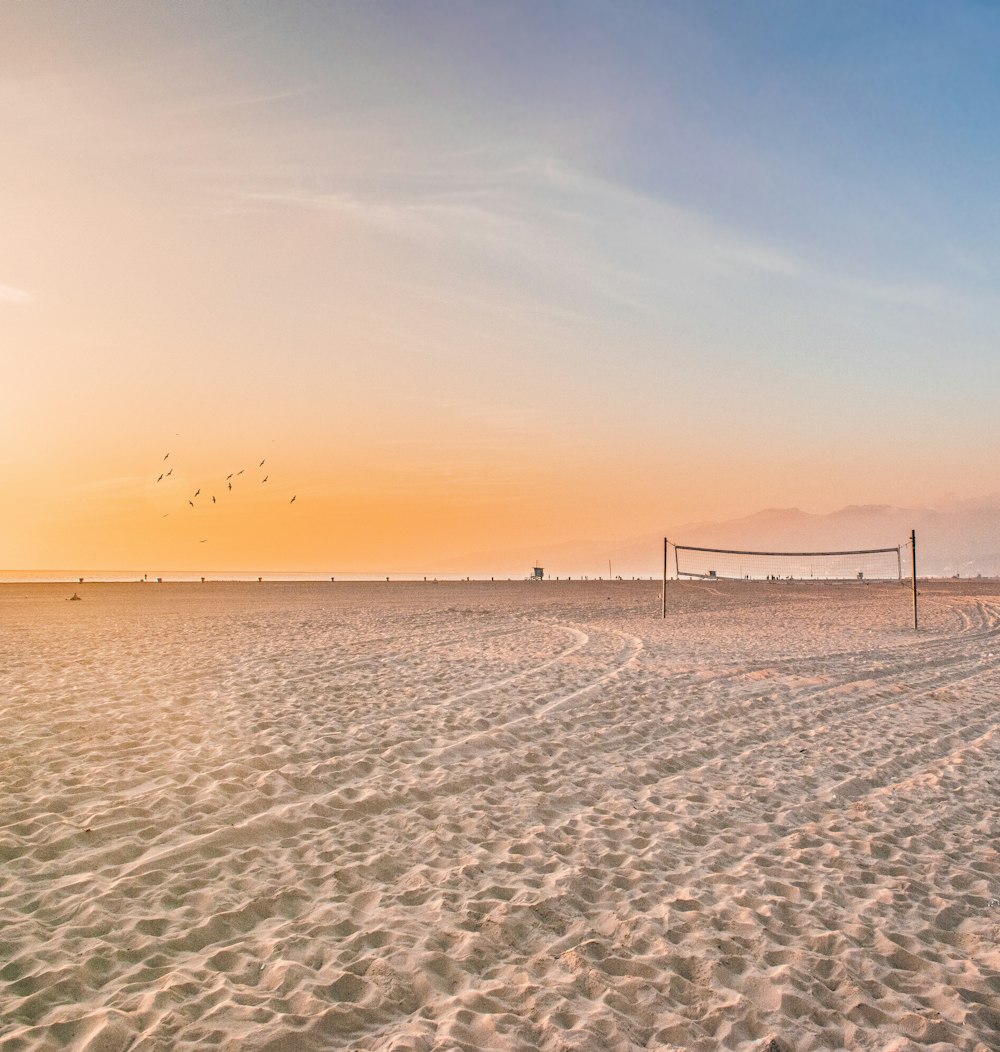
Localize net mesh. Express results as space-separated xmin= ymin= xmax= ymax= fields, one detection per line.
xmin=673 ymin=544 xmax=903 ymax=581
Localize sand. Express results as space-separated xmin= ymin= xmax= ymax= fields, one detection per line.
xmin=1 ymin=579 xmax=997 ymax=1051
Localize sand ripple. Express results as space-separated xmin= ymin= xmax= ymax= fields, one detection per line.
xmin=1 ymin=580 xmax=998 ymax=1051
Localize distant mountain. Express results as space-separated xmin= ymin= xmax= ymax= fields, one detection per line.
xmin=445 ymin=498 xmax=1000 ymax=578
xmin=655 ymin=500 xmax=1000 ymax=577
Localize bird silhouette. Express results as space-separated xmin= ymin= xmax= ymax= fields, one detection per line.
xmin=163 ymin=453 xmax=170 ymax=460
xmin=166 ymin=469 xmax=172 ymax=477
xmin=226 ymin=473 xmax=233 ymax=481
xmin=157 ymin=473 xmax=164 ymax=482
xmin=259 ymin=459 xmax=265 ymax=467
xmin=290 ymin=495 xmax=296 ymax=503
xmin=212 ymin=495 xmax=216 ymax=504
xmin=188 ymin=500 xmax=194 ymax=507
xmin=237 ymin=469 xmax=244 ymax=476
xmin=262 ymin=475 xmax=268 ymax=483
xmin=194 ymin=488 xmax=200 ymax=497
xmin=200 ymin=539 xmax=208 ymax=544
xmin=228 ymin=481 xmax=232 ymax=491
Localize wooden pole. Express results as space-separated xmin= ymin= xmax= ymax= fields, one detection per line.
xmin=911 ymin=529 xmax=918 ymax=630
xmin=662 ymin=538 xmax=667 ymax=619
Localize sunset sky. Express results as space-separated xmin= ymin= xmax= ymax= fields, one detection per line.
xmin=3 ymin=2 xmax=999 ymax=573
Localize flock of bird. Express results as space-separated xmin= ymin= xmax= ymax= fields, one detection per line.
xmin=155 ymin=451 xmax=296 ymax=542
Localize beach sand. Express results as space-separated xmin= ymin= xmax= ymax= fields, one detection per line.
xmin=1 ymin=580 xmax=997 ymax=1051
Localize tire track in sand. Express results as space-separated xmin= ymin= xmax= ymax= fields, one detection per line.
xmin=106 ymin=623 xmax=639 ymax=882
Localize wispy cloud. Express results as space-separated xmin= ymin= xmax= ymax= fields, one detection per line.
xmin=0 ymin=282 xmax=31 ymax=304
xmin=234 ymin=153 xmax=805 ymax=293
xmin=163 ymin=86 xmax=311 ymax=117
xmin=712 ymin=242 xmax=801 ymax=278
xmin=237 ymin=189 xmax=458 ymax=240
xmin=229 ymin=146 xmax=973 ymax=334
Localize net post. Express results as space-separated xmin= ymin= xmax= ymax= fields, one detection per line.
xmin=662 ymin=538 xmax=667 ymax=619
xmin=911 ymin=529 xmax=918 ymax=630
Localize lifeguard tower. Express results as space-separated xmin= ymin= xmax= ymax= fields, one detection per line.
xmin=532 ymin=565 xmax=544 ymax=581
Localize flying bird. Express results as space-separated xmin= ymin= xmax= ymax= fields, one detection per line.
xmin=212 ymin=496 xmax=216 ymax=504
xmin=166 ymin=469 xmax=172 ymax=477
xmin=194 ymin=488 xmax=200 ymax=497
xmin=226 ymin=473 xmax=233 ymax=481
xmin=200 ymin=539 xmax=208 ymax=543
xmin=163 ymin=453 xmax=170 ymax=460
xmin=237 ymin=469 xmax=244 ymax=476
xmin=228 ymin=481 xmax=232 ymax=491
xmin=188 ymin=500 xmax=194 ymax=507
xmin=259 ymin=459 xmax=265 ymax=467
xmin=290 ymin=495 xmax=296 ymax=504
xmin=262 ymin=475 xmax=268 ymax=483
xmin=157 ymin=473 xmax=163 ymax=482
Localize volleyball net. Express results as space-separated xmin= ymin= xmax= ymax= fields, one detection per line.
xmin=671 ymin=543 xmax=903 ymax=582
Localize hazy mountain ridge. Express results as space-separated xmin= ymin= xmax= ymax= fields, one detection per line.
xmin=663 ymin=499 xmax=1000 ymax=577
xmin=447 ymin=498 xmax=1000 ymax=577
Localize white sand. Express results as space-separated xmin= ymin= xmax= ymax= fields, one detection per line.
xmin=1 ymin=580 xmax=997 ymax=1051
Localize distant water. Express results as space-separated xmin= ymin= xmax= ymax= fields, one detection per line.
xmin=0 ymin=570 xmax=645 ymax=584
xmin=0 ymin=570 xmax=538 ymax=584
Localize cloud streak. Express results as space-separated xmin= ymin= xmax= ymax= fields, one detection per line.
xmin=0 ymin=282 xmax=31 ymax=304
xmin=233 ymin=151 xmax=807 ymax=305
xmin=163 ymin=86 xmax=311 ymax=117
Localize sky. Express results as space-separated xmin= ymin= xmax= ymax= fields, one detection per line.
xmin=2 ymin=1 xmax=999 ymax=573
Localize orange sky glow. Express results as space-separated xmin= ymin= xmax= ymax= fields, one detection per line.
xmin=3 ymin=4 xmax=999 ymax=575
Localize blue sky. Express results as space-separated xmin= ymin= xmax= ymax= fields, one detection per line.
xmin=2 ymin=1 xmax=999 ymax=568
